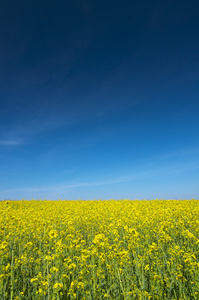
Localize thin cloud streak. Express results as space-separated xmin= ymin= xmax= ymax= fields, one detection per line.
xmin=1 ymin=160 xmax=199 ymax=197
xmin=0 ymin=89 xmax=142 ymax=147
xmin=134 ymin=146 xmax=199 ymax=166
xmin=0 ymin=139 xmax=24 ymax=146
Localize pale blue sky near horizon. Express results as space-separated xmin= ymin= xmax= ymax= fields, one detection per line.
xmin=0 ymin=0 xmax=199 ymax=200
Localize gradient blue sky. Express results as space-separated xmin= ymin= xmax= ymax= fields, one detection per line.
xmin=0 ymin=0 xmax=199 ymax=200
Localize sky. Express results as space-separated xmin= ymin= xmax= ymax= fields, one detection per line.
xmin=0 ymin=0 xmax=199 ymax=200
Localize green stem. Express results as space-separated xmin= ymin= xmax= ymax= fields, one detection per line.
xmin=10 ymin=248 xmax=14 ymax=300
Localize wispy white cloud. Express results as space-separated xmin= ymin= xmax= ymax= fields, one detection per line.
xmin=134 ymin=146 xmax=199 ymax=166
xmin=1 ymin=159 xmax=199 ymax=197
xmin=0 ymin=84 xmax=142 ymax=149
xmin=0 ymin=139 xmax=24 ymax=146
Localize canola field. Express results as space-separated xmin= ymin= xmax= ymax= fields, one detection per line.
xmin=1 ymin=200 xmax=199 ymax=300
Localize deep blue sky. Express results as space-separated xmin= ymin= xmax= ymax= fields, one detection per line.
xmin=0 ymin=0 xmax=199 ymax=200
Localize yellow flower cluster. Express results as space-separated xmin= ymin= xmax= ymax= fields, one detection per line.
xmin=0 ymin=199 xmax=199 ymax=299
